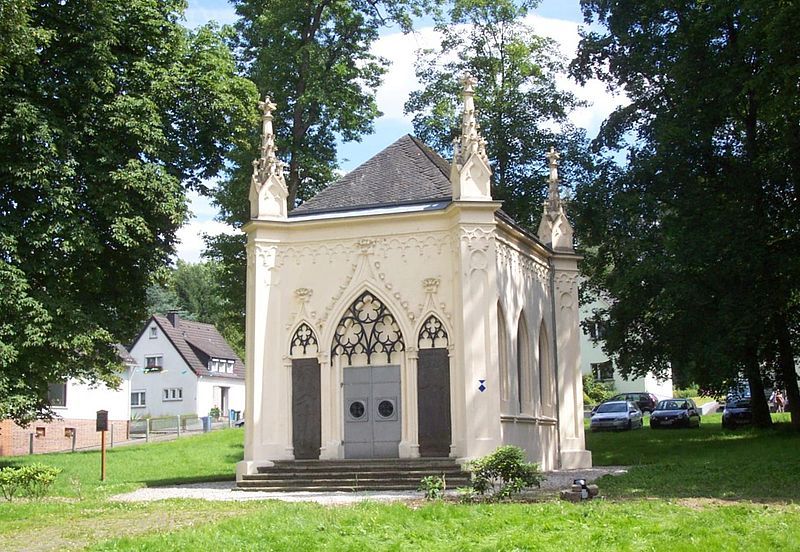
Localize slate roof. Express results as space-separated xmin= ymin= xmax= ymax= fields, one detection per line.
xmin=290 ymin=134 xmax=453 ymax=216
xmin=147 ymin=314 xmax=245 ymax=380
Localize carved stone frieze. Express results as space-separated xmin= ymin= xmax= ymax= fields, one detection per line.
xmin=496 ymin=240 xmax=550 ymax=287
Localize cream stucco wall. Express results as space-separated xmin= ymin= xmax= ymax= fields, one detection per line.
xmin=239 ymin=200 xmax=591 ymax=477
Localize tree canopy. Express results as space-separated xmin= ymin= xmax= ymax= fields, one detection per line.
xmin=0 ymin=0 xmax=256 ymax=423
xmin=405 ymin=0 xmax=591 ymax=229
xmin=205 ymin=0 xmax=437 ymax=347
xmin=571 ymin=0 xmax=800 ymax=426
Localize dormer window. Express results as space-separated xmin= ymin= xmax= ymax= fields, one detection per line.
xmin=208 ymin=358 xmax=235 ymax=373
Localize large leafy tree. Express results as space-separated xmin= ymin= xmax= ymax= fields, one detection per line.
xmin=0 ymin=0 xmax=257 ymax=423
xmin=571 ymin=0 xmax=800 ymax=427
xmin=205 ymin=0 xmax=436 ymax=346
xmin=404 ymin=0 xmax=590 ymax=229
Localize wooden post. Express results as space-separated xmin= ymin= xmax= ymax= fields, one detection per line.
xmin=110 ymin=424 xmax=114 ymax=448
xmin=100 ymin=430 xmax=106 ymax=481
xmin=176 ymin=416 xmax=181 ymax=438
xmin=71 ymin=429 xmax=77 ymax=452
xmin=29 ymin=433 xmax=34 ymax=455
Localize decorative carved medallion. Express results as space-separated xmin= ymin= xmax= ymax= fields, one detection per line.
xmin=418 ymin=315 xmax=449 ymax=349
xmin=331 ymin=291 xmax=405 ymax=365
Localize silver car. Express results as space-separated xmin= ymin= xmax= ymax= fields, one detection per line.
xmin=590 ymin=401 xmax=644 ymax=431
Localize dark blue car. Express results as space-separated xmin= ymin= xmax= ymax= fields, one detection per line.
xmin=722 ymin=398 xmax=752 ymax=429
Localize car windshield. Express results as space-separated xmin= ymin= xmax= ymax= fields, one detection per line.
xmin=656 ymin=400 xmax=688 ymax=411
xmin=727 ymin=399 xmax=750 ymax=408
xmin=596 ymin=402 xmax=627 ymax=413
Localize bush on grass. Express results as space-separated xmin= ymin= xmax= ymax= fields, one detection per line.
xmin=583 ymin=375 xmax=615 ymax=406
xmin=468 ymin=445 xmax=544 ymax=501
xmin=0 ymin=463 xmax=62 ymax=501
xmin=418 ymin=475 xmax=446 ymax=500
xmin=674 ymin=386 xmax=699 ymax=399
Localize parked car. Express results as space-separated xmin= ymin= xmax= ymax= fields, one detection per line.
xmin=722 ymin=397 xmax=752 ymax=429
xmin=608 ymin=392 xmax=659 ymax=414
xmin=649 ymin=398 xmax=702 ymax=429
xmin=590 ymin=401 xmax=644 ymax=432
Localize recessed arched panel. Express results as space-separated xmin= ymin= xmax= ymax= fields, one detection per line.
xmin=331 ymin=291 xmax=405 ymax=365
xmin=498 ymin=302 xmax=510 ymax=403
xmin=418 ymin=314 xmax=449 ymax=349
xmin=290 ymin=322 xmax=318 ymax=357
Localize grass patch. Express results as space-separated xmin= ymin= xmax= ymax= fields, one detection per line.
xmin=587 ymin=414 xmax=800 ymax=501
xmin=1 ymin=417 xmax=799 ymax=550
xmin=87 ymin=500 xmax=800 ymax=551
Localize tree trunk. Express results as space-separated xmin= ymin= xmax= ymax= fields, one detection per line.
xmin=744 ymin=345 xmax=772 ymax=428
xmin=776 ymin=314 xmax=800 ymax=429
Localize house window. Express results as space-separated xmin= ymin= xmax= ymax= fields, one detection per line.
xmin=225 ymin=360 xmax=234 ymax=374
xmin=149 ymin=326 xmax=157 ymax=339
xmin=144 ymin=355 xmax=163 ymax=372
xmin=131 ymin=391 xmax=146 ymax=407
xmin=47 ymin=382 xmax=67 ymax=407
xmin=36 ymin=427 xmax=46 ymax=438
xmin=592 ymin=361 xmax=614 ymax=382
xmin=586 ymin=321 xmax=607 ymax=340
xmin=163 ymin=388 xmax=183 ymax=401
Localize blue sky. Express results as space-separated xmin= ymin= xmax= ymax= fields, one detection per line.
xmin=176 ymin=1 xmax=620 ymax=262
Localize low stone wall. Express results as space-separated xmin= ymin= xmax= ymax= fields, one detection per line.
xmin=0 ymin=418 xmax=129 ymax=456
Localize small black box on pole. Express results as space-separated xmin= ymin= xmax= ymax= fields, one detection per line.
xmin=96 ymin=410 xmax=108 ymax=432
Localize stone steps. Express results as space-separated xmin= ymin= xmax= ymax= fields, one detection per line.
xmin=237 ymin=458 xmax=470 ymax=493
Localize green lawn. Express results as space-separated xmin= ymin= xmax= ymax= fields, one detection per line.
xmin=0 ymin=420 xmax=798 ymax=551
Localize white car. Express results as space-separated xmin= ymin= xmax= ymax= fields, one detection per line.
xmin=590 ymin=401 xmax=644 ymax=431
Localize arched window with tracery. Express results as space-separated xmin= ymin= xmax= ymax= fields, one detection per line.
xmin=290 ymin=322 xmax=318 ymax=357
xmin=331 ymin=291 xmax=405 ymax=365
xmin=418 ymin=314 xmax=449 ymax=349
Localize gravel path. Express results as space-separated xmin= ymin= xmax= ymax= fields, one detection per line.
xmin=111 ymin=466 xmax=627 ymax=505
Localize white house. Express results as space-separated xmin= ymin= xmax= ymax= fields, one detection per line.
xmin=237 ymin=78 xmax=591 ymax=481
xmin=128 ymin=313 xmax=245 ymax=419
xmin=0 ymin=344 xmax=135 ymax=456
xmin=580 ymin=297 xmax=673 ymax=399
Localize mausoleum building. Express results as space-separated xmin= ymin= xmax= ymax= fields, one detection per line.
xmin=237 ymin=79 xmax=591 ymax=480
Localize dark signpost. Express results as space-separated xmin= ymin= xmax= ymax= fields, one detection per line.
xmin=96 ymin=410 xmax=108 ymax=481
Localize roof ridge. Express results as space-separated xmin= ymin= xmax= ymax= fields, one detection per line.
xmin=407 ymin=134 xmax=451 ymax=180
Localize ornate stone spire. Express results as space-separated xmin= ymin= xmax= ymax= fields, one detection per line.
xmin=250 ymin=96 xmax=288 ymax=220
xmin=537 ymin=146 xmax=574 ymax=250
xmin=545 ymin=146 xmax=562 ymax=216
xmin=451 ymin=75 xmax=492 ymax=201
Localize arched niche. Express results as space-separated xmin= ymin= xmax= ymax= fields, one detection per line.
xmin=288 ymin=321 xmax=321 ymax=459
xmin=416 ymin=313 xmax=451 ymax=457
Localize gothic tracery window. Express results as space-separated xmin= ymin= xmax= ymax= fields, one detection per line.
xmin=417 ymin=315 xmax=449 ymax=349
xmin=332 ymin=291 xmax=405 ymax=365
xmin=290 ymin=322 xmax=318 ymax=356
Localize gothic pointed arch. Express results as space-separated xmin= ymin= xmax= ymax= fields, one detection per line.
xmin=289 ymin=321 xmax=319 ymax=358
xmin=417 ymin=314 xmax=449 ymax=349
xmin=516 ymin=311 xmax=532 ymax=414
xmin=331 ymin=290 xmax=405 ymax=365
xmin=539 ymin=319 xmax=555 ymax=417
xmin=497 ymin=302 xmax=510 ymax=404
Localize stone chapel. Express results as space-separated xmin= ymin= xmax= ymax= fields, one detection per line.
xmin=237 ymin=77 xmax=591 ymax=481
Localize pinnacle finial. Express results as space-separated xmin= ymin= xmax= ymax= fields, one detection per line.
xmin=457 ymin=74 xmax=489 ymax=167
xmin=545 ymin=146 xmax=562 ymax=216
xmin=252 ymin=96 xmax=285 ymax=190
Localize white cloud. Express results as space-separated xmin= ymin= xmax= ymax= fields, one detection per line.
xmin=371 ymin=14 xmax=627 ymax=139
xmin=183 ymin=6 xmax=238 ymax=29
xmin=174 ymin=219 xmax=237 ymax=264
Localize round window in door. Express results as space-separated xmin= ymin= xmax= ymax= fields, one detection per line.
xmin=378 ymin=400 xmax=394 ymax=418
xmin=349 ymin=400 xmax=366 ymax=419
